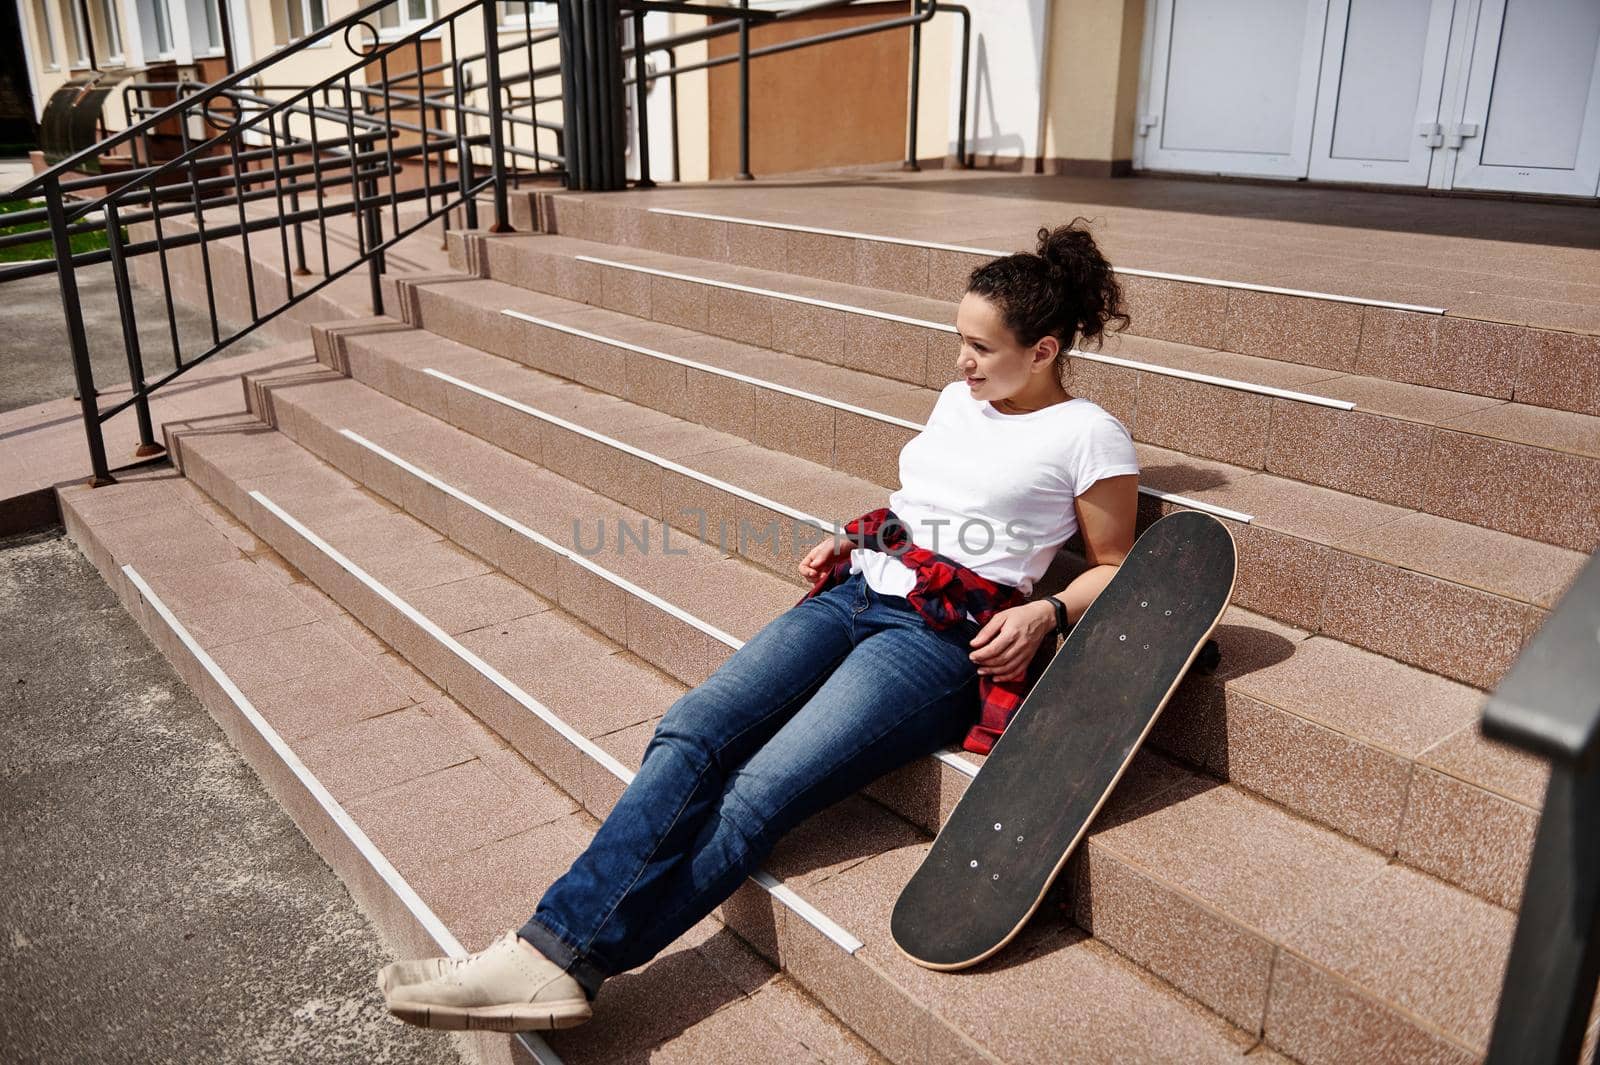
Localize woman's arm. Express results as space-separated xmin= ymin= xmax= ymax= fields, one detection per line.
xmin=1045 ymin=472 xmax=1139 ymax=625
xmin=969 ymin=473 xmax=1139 ymax=680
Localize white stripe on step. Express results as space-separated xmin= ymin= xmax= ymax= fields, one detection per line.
xmin=643 ymin=207 xmax=1449 ymax=315
xmin=422 ymin=365 xmax=1256 ymax=526
xmin=564 ymin=256 xmax=1354 ymax=411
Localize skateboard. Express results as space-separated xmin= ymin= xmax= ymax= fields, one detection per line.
xmin=890 ymin=509 xmax=1237 ymax=970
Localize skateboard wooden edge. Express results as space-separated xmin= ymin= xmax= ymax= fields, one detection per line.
xmin=893 ymin=517 xmax=1240 ymax=972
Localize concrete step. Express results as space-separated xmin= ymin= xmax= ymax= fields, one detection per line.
xmin=238 ymin=354 xmax=1547 ymax=915
xmin=314 ymin=313 xmax=1573 ymax=695
xmin=528 ymin=189 xmax=1600 ymax=421
xmin=149 ymin=404 xmax=1302 ymax=1064
xmin=445 ymin=231 xmax=1599 ymax=555
xmin=54 ymin=466 xmax=882 ymax=1065
xmin=155 ymin=399 xmax=1545 ymax=1065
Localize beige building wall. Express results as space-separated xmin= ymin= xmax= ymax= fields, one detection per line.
xmin=1040 ymin=0 xmax=1145 ymax=175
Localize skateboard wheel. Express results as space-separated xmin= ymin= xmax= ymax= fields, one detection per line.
xmin=993 ymin=823 xmax=1002 ymax=830
xmin=969 ymin=860 xmax=978 ymax=868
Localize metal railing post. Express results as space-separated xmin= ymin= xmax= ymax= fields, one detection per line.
xmin=44 ymin=180 xmax=115 ymax=486
xmin=482 ymin=0 xmax=513 ymax=232
xmin=364 ymin=171 xmax=385 ymax=314
xmin=103 ymin=201 xmax=164 ymax=458
xmin=902 ymin=0 xmax=921 ymax=171
xmin=282 ymin=110 xmax=311 ymax=276
xmin=737 ymin=0 xmax=753 ymax=180
xmin=632 ymin=10 xmax=654 ymax=187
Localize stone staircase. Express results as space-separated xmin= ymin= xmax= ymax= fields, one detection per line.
xmin=58 ymin=182 xmax=1600 ymax=1065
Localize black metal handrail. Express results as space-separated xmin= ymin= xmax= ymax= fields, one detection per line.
xmin=12 ymin=0 xmax=973 ymax=491
xmin=1483 ymin=547 xmax=1600 ymax=1065
xmin=18 ymin=0 xmax=540 ymax=484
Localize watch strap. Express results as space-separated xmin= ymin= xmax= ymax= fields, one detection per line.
xmin=1047 ymin=595 xmax=1069 ymax=636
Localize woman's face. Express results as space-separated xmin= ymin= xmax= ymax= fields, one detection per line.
xmin=953 ymin=292 xmax=1057 ymax=403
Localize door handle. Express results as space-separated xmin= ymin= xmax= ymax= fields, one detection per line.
xmin=1418 ymin=122 xmax=1443 ymax=148
xmin=1445 ymin=123 xmax=1480 ymax=149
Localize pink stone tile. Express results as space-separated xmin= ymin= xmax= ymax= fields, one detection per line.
xmin=1337 ymin=511 xmax=1586 ymax=609
xmin=1417 ymin=722 xmax=1549 ymax=808
xmin=1219 ymin=690 xmax=1414 ymax=851
xmin=1120 ymin=275 xmax=1229 ymax=349
xmin=1423 ymin=430 xmax=1600 ymax=552
xmin=771 ymin=300 xmax=849 ymax=365
xmin=1136 ymin=373 xmax=1272 ymax=468
xmin=247 ymin=655 xmax=417 ymax=740
xmin=208 ymin=620 xmax=364 ymax=691
xmin=842 ymin=314 xmax=930 ymax=386
xmin=1276 ymin=863 xmax=1516 ymax=1055
xmin=1229 ymin=635 xmax=1482 ymax=756
xmin=406 ymin=570 xmax=552 ymax=635
xmin=344 ymin=757 xmax=579 ymax=879
xmin=1264 ymin=949 xmax=1478 ymax=1065
xmin=1075 ymin=844 xmax=1275 ymax=1031
xmin=1224 ymin=290 xmax=1364 ymax=371
xmin=359 ymin=537 xmax=493 ymax=593
xmin=1089 ymin=776 xmax=1390 ymax=941
xmin=1319 ymin=553 xmax=1542 ymax=689
xmin=409 ymin=814 xmax=589 ymax=953
xmin=142 ymin=557 xmax=286 ymax=615
xmin=1396 ymin=766 xmax=1538 ymax=909
xmin=1513 ymin=327 xmax=1600 ymax=417
xmin=295 ymin=705 xmax=476 ymax=801
xmin=1265 ymin=402 xmax=1437 ymax=508
xmin=183 ymin=584 xmax=326 ymax=649
xmin=1442 ymin=402 xmax=1600 ymax=461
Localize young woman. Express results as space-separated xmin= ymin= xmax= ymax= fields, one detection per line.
xmin=379 ymin=220 xmax=1141 ymax=1033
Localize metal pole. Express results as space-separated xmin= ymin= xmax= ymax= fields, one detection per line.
xmin=103 ymin=202 xmax=163 ymax=458
xmin=482 ymin=0 xmax=513 ymax=231
xmin=556 ymin=0 xmax=585 ymax=190
xmin=283 ymin=111 xmax=310 ymax=275
xmin=737 ymin=0 xmax=752 ymax=180
xmin=951 ymin=4 xmax=970 ymax=167
xmin=215 ymin=0 xmax=236 ymax=75
xmin=632 ymin=10 xmax=653 ymax=187
xmin=902 ymin=0 xmax=921 ymax=171
xmin=45 ymin=180 xmax=114 ymax=486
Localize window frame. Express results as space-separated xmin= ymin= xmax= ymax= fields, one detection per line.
xmin=65 ymin=0 xmax=92 ymax=68
xmin=497 ymin=1 xmax=556 ymax=30
xmin=33 ymin=0 xmax=60 ymax=70
xmin=376 ymin=0 xmax=435 ymax=39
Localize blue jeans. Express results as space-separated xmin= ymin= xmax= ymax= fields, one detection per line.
xmin=517 ymin=570 xmax=982 ymax=1000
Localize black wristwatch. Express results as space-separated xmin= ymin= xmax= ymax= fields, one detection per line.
xmin=1045 ymin=596 xmax=1070 ymax=636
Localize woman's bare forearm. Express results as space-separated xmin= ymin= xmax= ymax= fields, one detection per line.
xmin=1039 ymin=563 xmax=1121 ymax=626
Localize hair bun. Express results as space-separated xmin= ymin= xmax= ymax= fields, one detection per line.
xmin=964 ymin=218 xmax=1130 ymax=357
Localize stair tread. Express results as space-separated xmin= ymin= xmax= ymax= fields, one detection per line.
xmin=65 ymin=470 xmax=882 ymax=1064
xmin=179 ymin=393 xmax=1540 ymax=1061
xmin=401 ymin=263 xmax=1590 ymax=615
xmin=271 ymin=354 xmax=1549 ymax=820
xmin=478 ymin=232 xmax=1600 ymax=459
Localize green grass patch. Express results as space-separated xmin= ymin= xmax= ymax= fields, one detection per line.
xmin=0 ymin=198 xmax=125 ymax=263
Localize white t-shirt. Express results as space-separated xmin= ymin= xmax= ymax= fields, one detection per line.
xmin=851 ymin=381 xmax=1139 ymax=602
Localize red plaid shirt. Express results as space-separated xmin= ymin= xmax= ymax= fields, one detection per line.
xmin=795 ymin=507 xmax=1039 ymax=755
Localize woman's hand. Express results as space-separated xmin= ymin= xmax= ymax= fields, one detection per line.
xmin=798 ymin=537 xmax=847 ymax=583
xmin=968 ymin=601 xmax=1056 ymax=683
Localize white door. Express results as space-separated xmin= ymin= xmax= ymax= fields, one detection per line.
xmin=1137 ymin=0 xmax=1330 ymax=178
xmin=1448 ymin=0 xmax=1600 ymax=196
xmin=1307 ymin=0 xmax=1457 ymax=185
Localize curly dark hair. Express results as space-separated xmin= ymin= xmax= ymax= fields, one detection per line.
xmin=965 ymin=219 xmax=1130 ymax=361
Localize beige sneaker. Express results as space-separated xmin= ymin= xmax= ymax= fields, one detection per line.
xmin=382 ymin=930 xmax=594 ymax=1032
